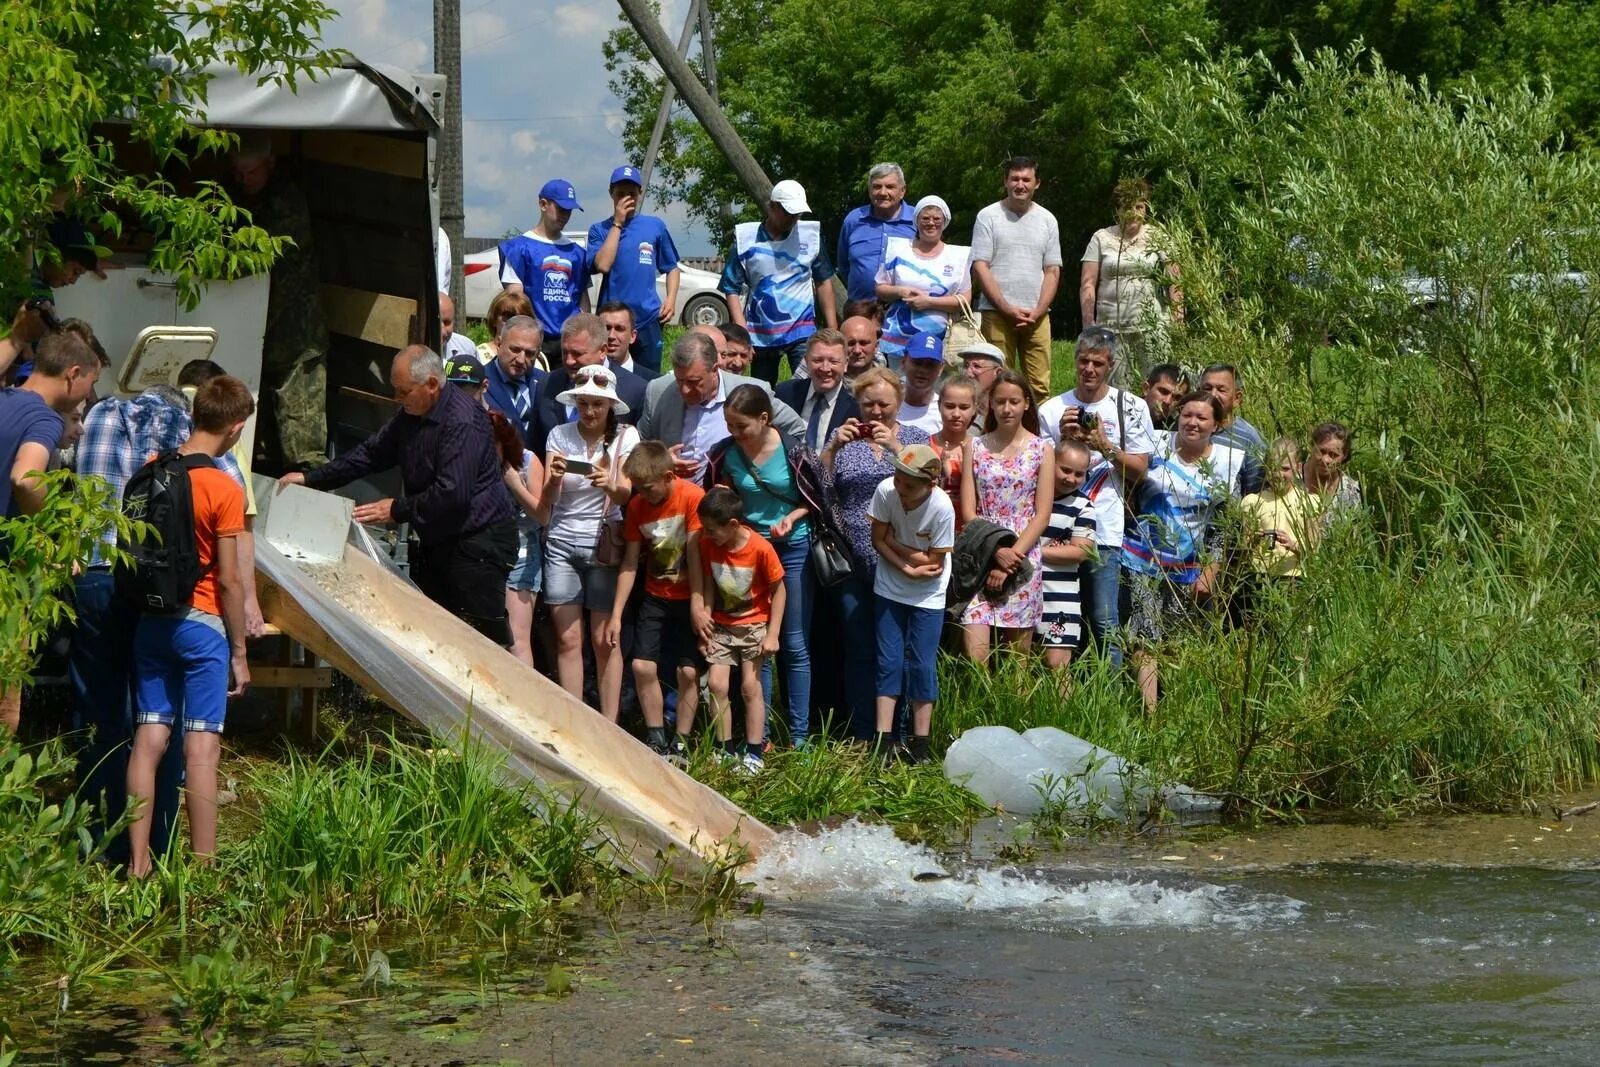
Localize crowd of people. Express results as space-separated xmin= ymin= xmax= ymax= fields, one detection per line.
xmin=0 ymin=153 xmax=1364 ymax=872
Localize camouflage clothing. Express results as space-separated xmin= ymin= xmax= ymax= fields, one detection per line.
xmin=242 ymin=176 xmax=329 ymax=469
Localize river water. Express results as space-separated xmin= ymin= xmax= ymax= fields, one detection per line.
xmin=748 ymin=821 xmax=1600 ymax=1065
xmin=24 ymin=814 xmax=1600 ymax=1064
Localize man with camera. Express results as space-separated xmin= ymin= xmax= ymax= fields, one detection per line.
xmin=1037 ymin=326 xmax=1156 ymax=665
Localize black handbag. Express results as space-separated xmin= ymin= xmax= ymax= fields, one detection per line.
xmin=808 ymin=526 xmax=853 ymax=587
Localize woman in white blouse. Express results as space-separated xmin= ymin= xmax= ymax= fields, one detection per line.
xmin=1079 ymin=177 xmax=1184 ymax=376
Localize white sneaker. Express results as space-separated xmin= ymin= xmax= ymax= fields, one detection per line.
xmin=737 ymin=752 xmax=764 ymax=776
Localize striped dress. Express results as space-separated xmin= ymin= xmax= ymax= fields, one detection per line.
xmin=1035 ymin=489 xmax=1096 ymax=647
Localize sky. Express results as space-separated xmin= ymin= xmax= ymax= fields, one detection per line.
xmin=323 ymin=0 xmax=716 ymax=254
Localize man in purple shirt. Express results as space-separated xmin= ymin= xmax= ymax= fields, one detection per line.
xmin=281 ymin=346 xmax=518 ymax=645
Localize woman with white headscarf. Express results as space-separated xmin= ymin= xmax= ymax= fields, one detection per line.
xmin=874 ymin=195 xmax=972 ymax=367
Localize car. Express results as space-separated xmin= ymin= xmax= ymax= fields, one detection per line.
xmin=461 ymin=230 xmax=728 ymax=325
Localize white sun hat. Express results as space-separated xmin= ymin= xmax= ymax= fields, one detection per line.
xmin=555 ymin=363 xmax=629 ymax=415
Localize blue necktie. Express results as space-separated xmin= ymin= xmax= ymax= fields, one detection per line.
xmin=806 ymin=390 xmax=825 ymax=449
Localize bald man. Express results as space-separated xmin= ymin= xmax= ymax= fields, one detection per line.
xmin=283 ymin=346 xmax=518 ymax=643
xmin=439 ymin=291 xmax=478 ymax=363
xmin=690 ymin=322 xmax=727 ymax=358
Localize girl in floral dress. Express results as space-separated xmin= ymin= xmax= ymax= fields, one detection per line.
xmin=959 ymin=369 xmax=1055 ymax=663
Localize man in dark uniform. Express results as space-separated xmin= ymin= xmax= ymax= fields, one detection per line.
xmin=280 ymin=346 xmax=518 ymax=644
xmin=231 ymin=132 xmax=330 ymax=472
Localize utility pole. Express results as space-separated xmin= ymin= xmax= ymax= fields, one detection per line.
xmin=615 ymin=0 xmax=773 ymax=206
xmin=694 ymin=2 xmax=736 ymax=236
xmin=434 ymin=0 xmax=465 ymax=305
xmin=637 ymin=0 xmax=700 ymax=208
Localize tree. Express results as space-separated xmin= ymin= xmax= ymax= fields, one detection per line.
xmin=0 ymin=0 xmax=337 ymax=323
xmin=603 ymin=0 xmax=1215 ymax=258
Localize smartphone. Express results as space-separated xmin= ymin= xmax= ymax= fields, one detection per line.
xmin=562 ymin=457 xmax=594 ymax=476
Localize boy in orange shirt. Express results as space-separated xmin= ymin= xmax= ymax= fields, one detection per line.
xmin=125 ymin=376 xmax=254 ymax=878
xmin=608 ymin=441 xmax=706 ymax=758
xmin=692 ymin=487 xmax=785 ymax=773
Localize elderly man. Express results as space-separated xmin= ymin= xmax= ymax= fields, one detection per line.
xmin=530 ymin=312 xmax=648 ymax=455
xmin=956 ymin=338 xmax=1007 ymax=426
xmin=1199 ymin=363 xmax=1266 ymax=494
xmin=482 ymin=314 xmax=546 ymax=447
xmin=499 ymin=178 xmax=588 ymax=363
xmin=719 ymin=179 xmax=837 ymax=385
xmin=439 ymin=291 xmax=478 ymax=364
xmin=837 ymin=163 xmax=916 ymax=304
xmin=718 ymin=322 xmax=754 ymax=375
xmin=639 ymin=332 xmax=804 ymax=478
xmin=587 ymin=165 xmax=681 ymax=374
xmin=1036 ymin=326 xmax=1157 ymax=665
xmin=284 ymin=346 xmax=518 ymax=643
xmin=971 ymin=155 xmax=1063 ymax=406
xmin=775 ymin=330 xmax=857 ymax=450
xmin=596 ymin=300 xmax=659 ymax=380
xmin=230 ymin=132 xmax=330 ymax=471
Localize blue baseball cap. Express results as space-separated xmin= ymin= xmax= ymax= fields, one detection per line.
xmin=538 ymin=179 xmax=583 ymax=211
xmin=609 ymin=165 xmax=643 ymax=187
xmin=904 ymin=330 xmax=944 ymax=363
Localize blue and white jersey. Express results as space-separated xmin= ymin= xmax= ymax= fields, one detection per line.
xmin=498 ymin=233 xmax=588 ymax=336
xmin=719 ymin=220 xmax=833 ymax=348
xmin=1122 ymin=440 xmax=1245 ymax=585
xmin=587 ymin=215 xmax=679 ymax=319
xmin=876 ymin=237 xmax=972 ymax=354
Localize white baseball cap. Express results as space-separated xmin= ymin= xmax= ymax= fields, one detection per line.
xmin=769 ymin=179 xmax=812 ymax=215
xmin=957 ymin=340 xmax=1007 ymax=365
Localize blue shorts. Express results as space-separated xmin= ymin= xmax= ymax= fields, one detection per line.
xmin=507 ymin=522 xmax=543 ymax=593
xmin=133 ymin=614 xmax=231 ymax=734
xmin=542 ymin=536 xmax=618 ymax=611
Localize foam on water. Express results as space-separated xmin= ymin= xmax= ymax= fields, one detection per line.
xmin=749 ymin=820 xmax=1303 ymax=929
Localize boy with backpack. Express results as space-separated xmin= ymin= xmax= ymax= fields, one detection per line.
xmin=607 ymin=441 xmax=706 ymax=758
xmin=122 ymin=376 xmax=255 ymax=878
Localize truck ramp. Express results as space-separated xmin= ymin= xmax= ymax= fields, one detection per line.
xmin=252 ymin=499 xmax=774 ymax=875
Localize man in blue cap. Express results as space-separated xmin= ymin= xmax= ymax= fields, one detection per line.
xmin=499 ymin=179 xmax=589 ymax=364
xmin=897 ymin=330 xmax=948 ymax=434
xmin=587 ymin=165 xmax=681 ymax=375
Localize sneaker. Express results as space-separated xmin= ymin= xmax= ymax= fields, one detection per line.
xmin=737 ymin=752 xmax=764 ymax=776
xmin=666 ymin=735 xmax=690 ymax=767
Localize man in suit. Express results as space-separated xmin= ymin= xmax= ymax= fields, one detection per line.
xmin=638 ymin=331 xmax=804 ymax=479
xmin=529 ymin=312 xmax=648 ymax=456
xmin=774 ymin=329 xmax=857 ymax=451
xmin=596 ymin=300 xmax=660 ymax=381
xmin=483 ymin=315 xmax=546 ymax=447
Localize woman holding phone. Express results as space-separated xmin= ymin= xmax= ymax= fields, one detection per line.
xmin=537 ymin=364 xmax=639 ymax=720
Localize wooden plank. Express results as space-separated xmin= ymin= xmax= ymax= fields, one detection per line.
xmin=338 ymin=385 xmax=401 ymax=408
xmin=254 ymin=542 xmax=774 ymax=873
xmin=319 ymin=283 xmax=417 ymax=349
xmin=301 ymin=130 xmax=426 ymax=180
xmin=248 ymin=665 xmax=334 ymax=689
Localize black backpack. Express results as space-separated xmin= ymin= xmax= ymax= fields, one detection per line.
xmin=116 ymin=451 xmax=217 ymax=613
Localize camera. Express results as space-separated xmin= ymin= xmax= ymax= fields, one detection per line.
xmin=1076 ymin=409 xmax=1100 ymax=432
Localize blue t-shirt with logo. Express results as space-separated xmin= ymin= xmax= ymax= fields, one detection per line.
xmin=498 ymin=233 xmax=589 ymax=336
xmin=586 ymin=215 xmax=680 ymax=319
xmin=0 ymin=388 xmax=65 ymax=517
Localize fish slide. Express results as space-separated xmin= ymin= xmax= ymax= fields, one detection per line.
xmin=250 ymin=479 xmax=775 ymax=875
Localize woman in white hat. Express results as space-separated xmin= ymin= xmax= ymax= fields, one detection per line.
xmin=874 ymin=194 xmax=972 ymax=366
xmin=535 ymin=364 xmax=639 ymax=721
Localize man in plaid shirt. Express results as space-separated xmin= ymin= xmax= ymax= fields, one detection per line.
xmin=71 ymin=362 xmax=255 ymax=864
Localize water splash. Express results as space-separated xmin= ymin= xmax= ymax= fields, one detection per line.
xmin=749 ymin=820 xmax=1303 ymax=929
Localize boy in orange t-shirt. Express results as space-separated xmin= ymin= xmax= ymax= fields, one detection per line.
xmin=125 ymin=376 xmax=254 ymax=879
xmin=692 ymin=487 xmax=785 ymax=773
xmin=607 ymin=442 xmax=705 ymax=758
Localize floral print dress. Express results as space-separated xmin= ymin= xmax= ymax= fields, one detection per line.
xmin=961 ymin=433 xmax=1047 ymax=628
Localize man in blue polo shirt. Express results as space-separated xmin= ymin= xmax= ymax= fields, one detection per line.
xmin=719 ymin=179 xmax=838 ymax=385
xmin=587 ymin=165 xmax=681 ymax=375
xmin=836 ymin=162 xmax=916 ymax=304
xmin=499 ymin=179 xmax=588 ymax=364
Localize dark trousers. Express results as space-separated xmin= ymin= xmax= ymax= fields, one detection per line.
xmin=631 ymin=317 xmax=664 ymax=375
xmin=751 ymin=339 xmax=808 ymax=386
xmin=834 ymin=573 xmax=879 ymax=740
xmin=69 ymin=570 xmax=185 ymax=863
xmin=412 ymin=519 xmax=519 ymax=646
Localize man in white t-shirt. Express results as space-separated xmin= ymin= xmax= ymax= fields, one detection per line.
xmin=970 ymin=155 xmax=1063 ymax=406
xmin=439 ymin=292 xmax=478 ymax=364
xmin=1037 ymin=326 xmax=1156 ymax=665
xmin=895 ymin=330 xmax=946 ymax=435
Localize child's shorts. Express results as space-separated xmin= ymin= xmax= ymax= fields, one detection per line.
xmin=133 ymin=612 xmax=231 ymax=734
xmin=634 ymin=594 xmax=705 ymax=670
xmin=705 ymin=621 xmax=768 ymax=666
xmin=1035 ymin=610 xmax=1085 ymax=649
xmin=507 ymin=521 xmax=543 ymax=594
